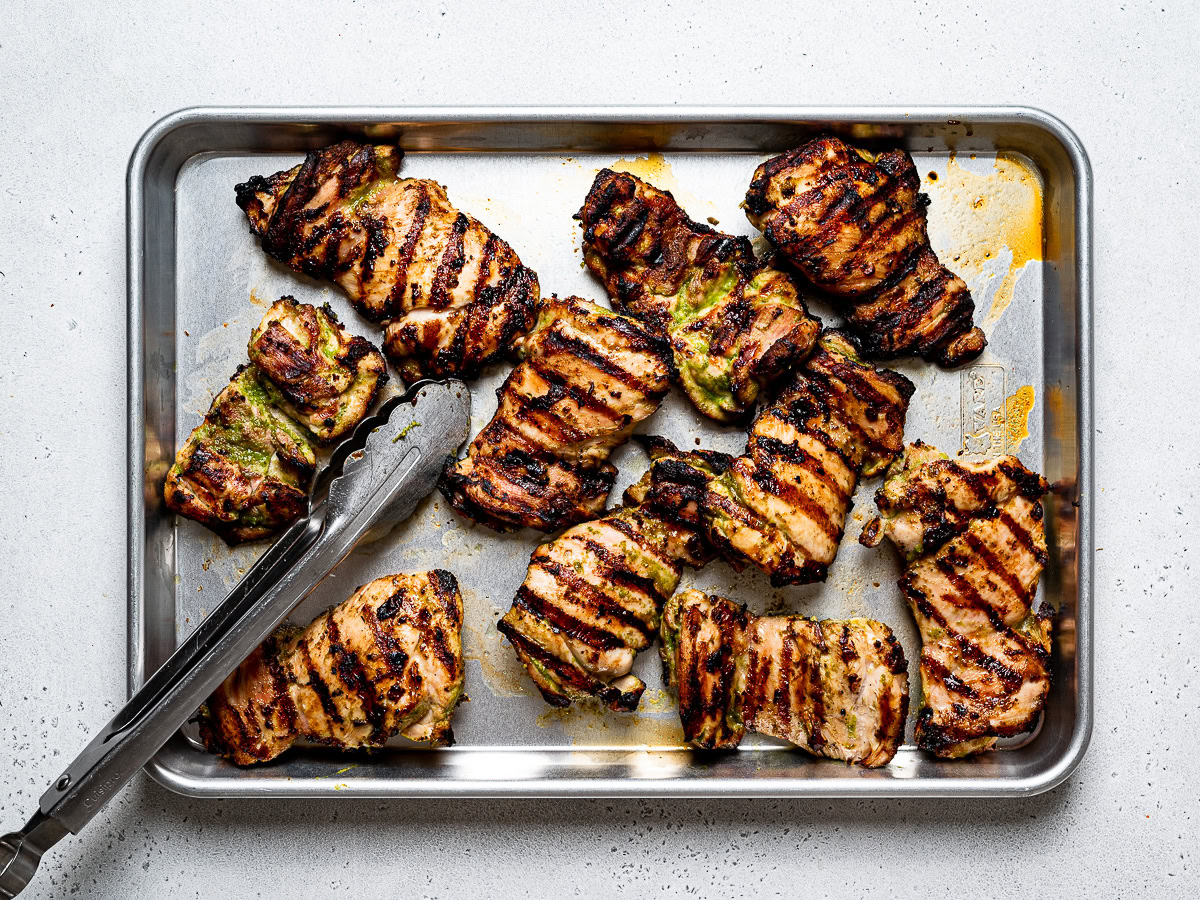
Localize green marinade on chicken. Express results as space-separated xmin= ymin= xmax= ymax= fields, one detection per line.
xmin=578 ymin=168 xmax=820 ymax=422
xmin=248 ymin=297 xmax=387 ymax=444
xmin=164 ymin=367 xmax=316 ymax=544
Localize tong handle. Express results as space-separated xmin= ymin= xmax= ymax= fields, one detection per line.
xmin=42 ymin=512 xmax=324 ymax=831
xmin=0 ymin=514 xmax=320 ymax=899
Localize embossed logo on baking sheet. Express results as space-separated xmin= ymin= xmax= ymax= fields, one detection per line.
xmin=960 ymin=365 xmax=1006 ymax=459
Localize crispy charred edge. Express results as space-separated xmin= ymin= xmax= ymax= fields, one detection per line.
xmin=438 ymin=298 xmax=669 ymax=532
xmin=249 ymin=296 xmax=389 ymax=443
xmin=163 ymin=366 xmax=315 ymax=545
xmin=745 ymin=136 xmax=986 ymax=367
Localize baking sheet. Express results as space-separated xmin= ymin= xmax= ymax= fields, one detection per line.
xmin=129 ymin=108 xmax=1091 ymax=796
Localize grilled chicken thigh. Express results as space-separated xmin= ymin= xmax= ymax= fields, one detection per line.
xmin=579 ymin=169 xmax=820 ymax=422
xmin=440 ymin=296 xmax=671 ymax=532
xmin=745 ymin=137 xmax=986 ymax=366
xmin=642 ymin=331 xmax=914 ymax=585
xmin=164 ymin=367 xmax=316 ymax=544
xmin=236 ymin=141 xmax=539 ymax=380
xmin=248 ymin=297 xmax=387 ymax=444
xmin=201 ymin=571 xmax=465 ymax=765
xmin=861 ymin=443 xmax=1052 ymax=758
xmin=660 ymin=590 xmax=908 ymax=767
xmin=498 ymin=444 xmax=714 ymax=710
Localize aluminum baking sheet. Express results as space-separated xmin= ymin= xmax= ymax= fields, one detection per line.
xmin=128 ymin=108 xmax=1092 ymax=797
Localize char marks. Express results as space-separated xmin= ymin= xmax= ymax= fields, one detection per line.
xmin=579 ymin=168 xmax=821 ymax=422
xmin=200 ymin=572 xmax=465 ymax=766
xmin=440 ymin=296 xmax=670 ymax=533
xmin=863 ymin=443 xmax=1052 ymax=758
xmin=498 ymin=446 xmax=717 ymax=711
xmin=642 ymin=331 xmax=913 ymax=586
xmin=235 ymin=142 xmax=539 ymax=380
xmin=745 ymin=136 xmax=986 ymax=366
xmin=661 ymin=590 xmax=908 ymax=767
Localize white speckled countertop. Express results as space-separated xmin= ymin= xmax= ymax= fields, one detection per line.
xmin=1 ymin=1 xmax=1196 ymax=896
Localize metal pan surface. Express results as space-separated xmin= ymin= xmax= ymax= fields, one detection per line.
xmin=128 ymin=107 xmax=1092 ymax=797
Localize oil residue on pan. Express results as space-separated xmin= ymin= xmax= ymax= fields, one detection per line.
xmin=925 ymin=152 xmax=1044 ymax=329
xmin=536 ymin=690 xmax=685 ymax=749
xmin=1005 ymin=384 xmax=1037 ymax=453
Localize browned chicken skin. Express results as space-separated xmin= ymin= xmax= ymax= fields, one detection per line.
xmin=745 ymin=137 xmax=986 ymax=366
xmin=236 ymin=142 xmax=539 ymax=380
xmin=440 ymin=296 xmax=671 ymax=532
xmin=578 ymin=168 xmax=821 ymax=422
xmin=642 ymin=331 xmax=914 ymax=585
xmin=200 ymin=571 xmax=465 ymax=765
xmin=861 ymin=443 xmax=1052 ymax=758
xmin=660 ymin=589 xmax=909 ymax=767
xmin=497 ymin=444 xmax=713 ymax=710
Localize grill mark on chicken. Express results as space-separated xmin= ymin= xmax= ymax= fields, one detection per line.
xmin=323 ymin=611 xmax=387 ymax=740
xmin=430 ymin=213 xmax=470 ymax=309
xmin=385 ymin=185 xmax=432 ymax=320
xmin=163 ymin=365 xmax=317 ymax=545
xmin=745 ymin=137 xmax=986 ymax=366
xmin=661 ymin=590 xmax=908 ymax=766
xmin=514 ymin=585 xmax=627 ymax=650
xmin=200 ymin=573 xmax=465 ymax=765
xmin=579 ymin=168 xmax=821 ymax=422
xmin=440 ymin=297 xmax=670 ymax=532
xmin=523 ymin=359 xmax=624 ymax=420
xmin=236 ymin=142 xmax=539 ymax=379
xmin=530 ymin=559 xmax=655 ymax=640
xmin=749 ymin=436 xmax=848 ymax=503
xmin=297 ymin=636 xmax=342 ymax=726
xmin=642 ymin=331 xmax=913 ymax=585
xmin=262 ymin=639 xmax=299 ymax=734
xmin=862 ymin=443 xmax=1052 ymax=758
xmin=498 ymin=448 xmax=717 ymax=711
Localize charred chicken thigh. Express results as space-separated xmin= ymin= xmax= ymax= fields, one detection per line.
xmin=200 ymin=571 xmax=465 ymax=765
xmin=236 ymin=142 xmax=539 ymax=380
xmin=660 ymin=589 xmax=909 ymax=767
xmin=745 ymin=137 xmax=986 ymax=366
xmin=440 ymin=296 xmax=671 ymax=532
xmin=163 ymin=366 xmax=316 ymax=544
xmin=247 ymin=297 xmax=387 ymax=444
xmin=642 ymin=331 xmax=914 ymax=585
xmin=165 ymin=299 xmax=386 ymax=544
xmin=579 ymin=168 xmax=820 ymax=422
xmin=497 ymin=444 xmax=713 ymax=710
xmin=861 ymin=443 xmax=1052 ymax=758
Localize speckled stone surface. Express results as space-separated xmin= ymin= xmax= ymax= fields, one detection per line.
xmin=1 ymin=1 xmax=1197 ymax=896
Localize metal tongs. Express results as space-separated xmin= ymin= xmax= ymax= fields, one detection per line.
xmin=0 ymin=379 xmax=471 ymax=898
